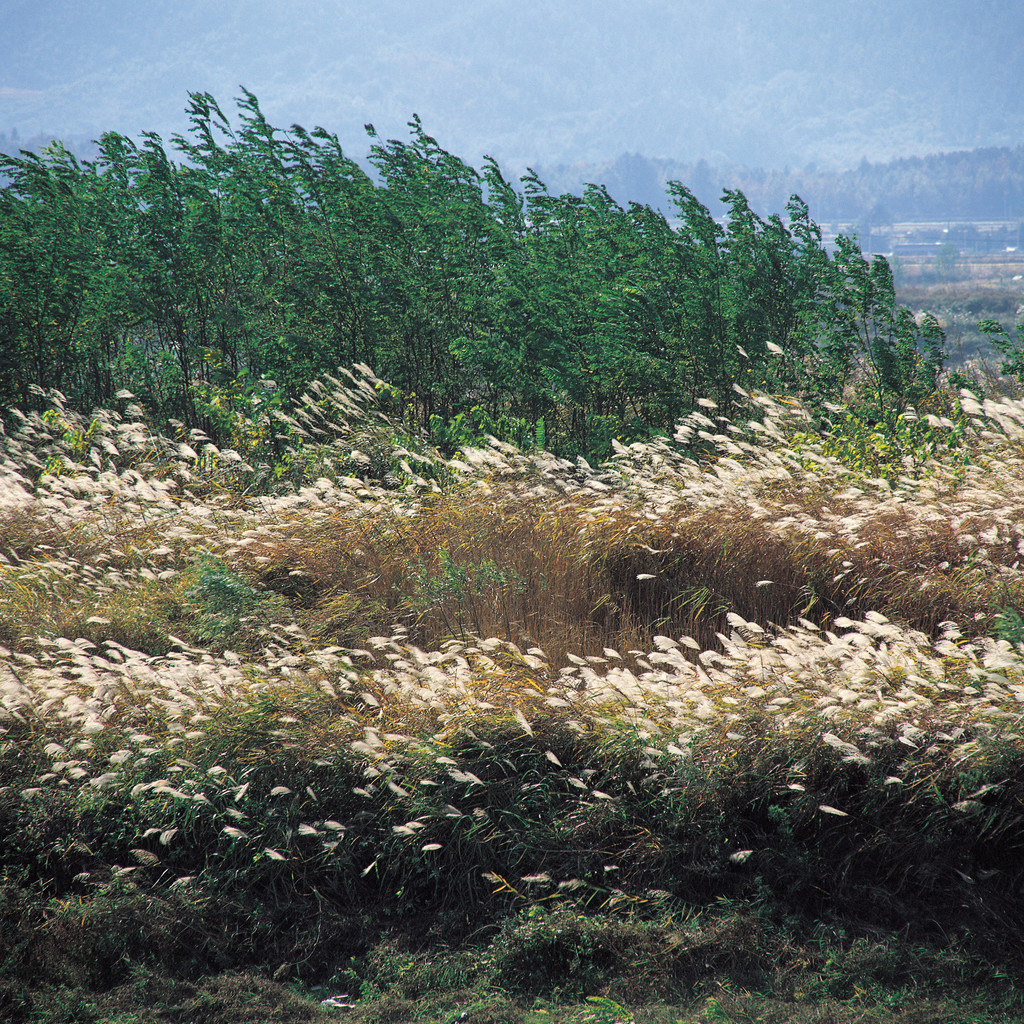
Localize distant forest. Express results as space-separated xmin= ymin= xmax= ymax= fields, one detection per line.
xmin=537 ymin=147 xmax=1024 ymax=226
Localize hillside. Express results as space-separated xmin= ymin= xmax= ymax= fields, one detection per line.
xmin=536 ymin=146 xmax=1024 ymax=224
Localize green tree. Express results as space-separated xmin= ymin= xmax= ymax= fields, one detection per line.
xmin=831 ymin=236 xmax=945 ymax=423
xmin=0 ymin=90 xmax=944 ymax=465
xmin=0 ymin=143 xmax=95 ymax=409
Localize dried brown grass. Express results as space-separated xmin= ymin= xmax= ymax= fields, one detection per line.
xmin=5 ymin=371 xmax=1024 ymax=1024
xmin=5 ymin=372 xmax=1024 ymax=676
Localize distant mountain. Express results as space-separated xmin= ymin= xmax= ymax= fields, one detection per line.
xmin=535 ymin=147 xmax=1024 ymax=225
xmin=3 ymin=0 xmax=1024 ymax=172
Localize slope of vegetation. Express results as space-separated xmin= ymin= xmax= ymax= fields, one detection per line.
xmin=2 ymin=369 xmax=1024 ymax=1023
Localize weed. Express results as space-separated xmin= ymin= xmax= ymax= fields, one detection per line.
xmin=994 ymin=607 xmax=1024 ymax=645
xmin=408 ymin=546 xmax=528 ymax=641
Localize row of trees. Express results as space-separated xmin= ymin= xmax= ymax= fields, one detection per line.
xmin=0 ymin=91 xmax=945 ymax=457
xmin=806 ymin=146 xmax=1024 ymax=224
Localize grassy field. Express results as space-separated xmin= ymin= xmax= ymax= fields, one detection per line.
xmin=2 ymin=369 xmax=1024 ymax=1022
xmin=896 ymin=252 xmax=1024 ymax=374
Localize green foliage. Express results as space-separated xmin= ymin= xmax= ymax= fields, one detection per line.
xmin=830 ymin=236 xmax=947 ymax=426
xmin=0 ymin=91 xmax=949 ymax=464
xmin=806 ymin=405 xmax=970 ymax=481
xmin=183 ymin=555 xmax=287 ymax=648
xmin=582 ymin=994 xmax=637 ymax=1023
xmin=428 ymin=406 xmax=537 ymax=456
xmin=487 ymin=911 xmax=650 ymax=1001
xmin=993 ymin=607 xmax=1024 ymax=646
xmin=979 ymin=318 xmax=1024 ymax=382
xmin=408 ymin=546 xmax=529 ymax=642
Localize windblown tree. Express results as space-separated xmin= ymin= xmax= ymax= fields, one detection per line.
xmin=0 ymin=91 xmax=946 ymax=459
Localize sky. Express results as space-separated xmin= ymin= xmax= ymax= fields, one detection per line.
xmin=3 ymin=0 xmax=1024 ymax=173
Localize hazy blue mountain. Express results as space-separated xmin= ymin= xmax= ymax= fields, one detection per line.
xmin=3 ymin=0 xmax=1024 ymax=173
xmin=534 ymin=146 xmax=1024 ymax=224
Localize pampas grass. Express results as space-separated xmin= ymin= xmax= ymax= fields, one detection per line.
xmin=4 ymin=369 xmax=1024 ymax=744
xmin=3 ymin=367 xmax=1024 ymax=1010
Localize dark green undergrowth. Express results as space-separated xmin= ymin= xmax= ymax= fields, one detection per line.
xmin=1 ymin=705 xmax=1023 ymax=1022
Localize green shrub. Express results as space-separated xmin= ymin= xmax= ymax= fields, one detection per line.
xmin=183 ymin=556 xmax=289 ymax=649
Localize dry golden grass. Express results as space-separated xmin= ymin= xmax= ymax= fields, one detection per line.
xmin=4 ymin=370 xmax=1024 ymax=1024
xmin=3 ymin=369 xmax=1024 ymax=765
xmin=129 ymin=394 xmax=1021 ymax=668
